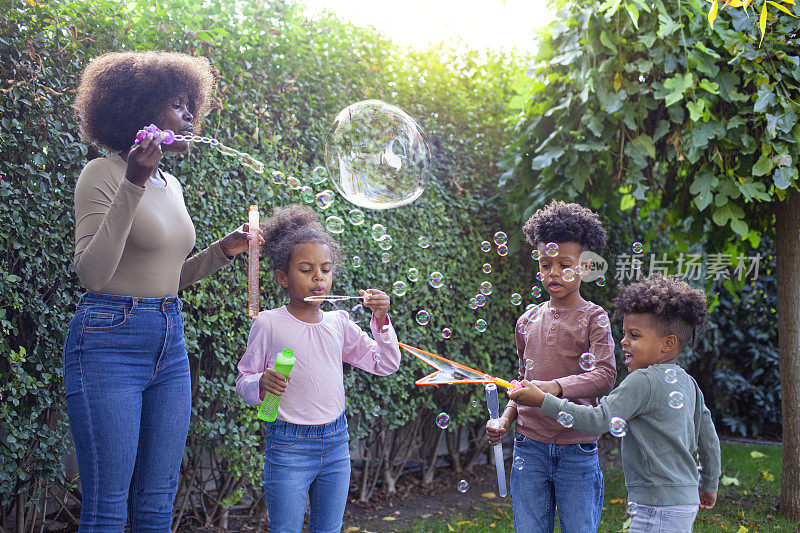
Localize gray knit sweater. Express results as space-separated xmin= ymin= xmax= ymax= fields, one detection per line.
xmin=540 ymin=363 xmax=721 ymax=506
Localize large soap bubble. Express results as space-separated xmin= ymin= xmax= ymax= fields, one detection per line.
xmin=323 ymin=99 xmax=430 ymax=210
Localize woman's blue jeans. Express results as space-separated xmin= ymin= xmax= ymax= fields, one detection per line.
xmin=262 ymin=412 xmax=351 ymax=533
xmin=510 ymin=433 xmax=604 ymax=533
xmin=63 ymin=292 xmax=191 ymax=532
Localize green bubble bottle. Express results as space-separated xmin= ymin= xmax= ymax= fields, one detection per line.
xmin=257 ymin=348 xmax=295 ymax=422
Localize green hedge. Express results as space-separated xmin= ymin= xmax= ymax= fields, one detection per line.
xmin=0 ymin=0 xmax=531 ymax=527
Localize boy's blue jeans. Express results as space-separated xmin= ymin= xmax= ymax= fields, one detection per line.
xmin=63 ymin=292 xmax=191 ymax=532
xmin=263 ymin=412 xmax=351 ymax=533
xmin=510 ymin=433 xmax=604 ymax=533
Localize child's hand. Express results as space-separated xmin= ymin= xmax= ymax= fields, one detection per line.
xmin=699 ymin=491 xmax=717 ymax=509
xmin=361 ymin=289 xmax=390 ymax=327
xmin=260 ymin=369 xmax=288 ymax=396
xmin=507 ymin=379 xmax=546 ymax=407
xmin=486 ymin=416 xmax=510 ymax=446
xmin=531 ymin=379 xmax=562 ymax=398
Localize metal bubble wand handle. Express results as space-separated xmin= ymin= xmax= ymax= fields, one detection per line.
xmin=485 ymin=383 xmax=507 ymax=498
xmin=134 ymin=124 xmax=265 ymax=174
xmin=248 ymin=205 xmax=260 ymax=318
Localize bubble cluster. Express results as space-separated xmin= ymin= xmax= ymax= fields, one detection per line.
xmin=632 ymin=241 xmax=644 ymax=254
xmin=429 ymin=271 xmax=444 ymax=289
xmin=325 ymin=216 xmax=345 ymax=234
xmin=481 ymin=241 xmax=491 ymax=253
xmin=475 ymin=319 xmax=487 ymax=332
xmin=436 ymin=412 xmax=451 ymax=429
xmin=531 ymin=286 xmax=542 ymax=298
xmin=315 ymin=189 xmax=335 ymax=209
xmin=418 ymin=235 xmax=431 ymax=249
xmin=665 ymin=368 xmax=678 ymax=384
xmin=513 ymin=456 xmax=525 ymax=470
xmin=351 ymin=256 xmax=362 ymax=268
xmin=323 ymin=100 xmax=430 ymax=210
xmin=556 ymin=411 xmax=574 ymax=428
xmin=392 ymin=280 xmax=408 ymax=296
xmin=579 ymin=352 xmax=596 ymax=371
xmin=609 ymin=416 xmax=627 ymax=437
xmin=347 ymin=208 xmax=365 ymax=225
xmin=480 ymin=281 xmax=493 ymax=295
xmin=510 ymin=293 xmax=522 ymax=306
xmin=545 ymin=242 xmax=559 ymax=257
xmin=482 ymin=263 xmax=492 ymax=274
xmin=668 ymin=391 xmax=685 ymax=409
xmin=442 ymin=327 xmax=452 ymax=339
xmin=457 ymin=479 xmax=469 ymax=493
xmin=494 ymin=231 xmax=507 ymax=246
xmin=407 ymin=267 xmax=420 ymax=282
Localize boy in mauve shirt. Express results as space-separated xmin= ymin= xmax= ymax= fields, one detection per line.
xmin=486 ymin=200 xmax=616 ymax=533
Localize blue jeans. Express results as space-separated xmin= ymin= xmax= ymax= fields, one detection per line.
xmin=63 ymin=292 xmax=191 ymax=532
xmin=510 ymin=433 xmax=604 ymax=533
xmin=263 ymin=412 xmax=351 ymax=533
xmin=628 ymin=503 xmax=698 ymax=532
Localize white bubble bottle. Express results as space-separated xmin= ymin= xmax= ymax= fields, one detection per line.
xmin=248 ymin=205 xmax=259 ymax=317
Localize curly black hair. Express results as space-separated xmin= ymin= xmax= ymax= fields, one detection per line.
xmin=73 ymin=51 xmax=216 ymax=153
xmin=261 ymin=204 xmax=343 ymax=276
xmin=613 ymin=274 xmax=708 ymax=350
xmin=522 ymin=200 xmax=607 ymax=251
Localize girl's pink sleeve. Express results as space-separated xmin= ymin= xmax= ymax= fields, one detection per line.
xmin=341 ymin=311 xmax=401 ymax=375
xmin=236 ymin=314 xmax=275 ymax=406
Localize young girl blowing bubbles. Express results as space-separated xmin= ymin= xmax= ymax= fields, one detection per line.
xmin=235 ymin=204 xmax=401 ymax=533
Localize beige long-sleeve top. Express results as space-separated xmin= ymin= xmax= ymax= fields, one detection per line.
xmin=73 ymin=154 xmax=231 ymax=297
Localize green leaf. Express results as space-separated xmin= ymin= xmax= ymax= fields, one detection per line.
xmin=690 ymin=170 xmax=719 ymax=211
xmin=620 ymin=194 xmax=636 ymax=211
xmin=721 ymin=475 xmax=741 ymax=486
xmin=773 ymin=166 xmax=797 ymax=189
xmin=752 ymin=153 xmax=775 ymax=177
xmin=630 ymin=134 xmax=656 ymax=159
xmin=699 ymin=79 xmax=720 ymax=95
xmin=660 ymin=73 xmax=694 ymax=107
xmin=712 ymin=202 xmax=745 ymax=228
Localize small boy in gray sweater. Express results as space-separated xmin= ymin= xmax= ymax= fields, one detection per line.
xmin=508 ymin=274 xmax=721 ymax=533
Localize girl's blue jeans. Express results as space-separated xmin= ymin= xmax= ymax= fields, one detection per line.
xmin=263 ymin=411 xmax=351 ymax=533
xmin=510 ymin=433 xmax=604 ymax=533
xmin=63 ymin=292 xmax=191 ymax=532
xmin=628 ymin=503 xmax=698 ymax=532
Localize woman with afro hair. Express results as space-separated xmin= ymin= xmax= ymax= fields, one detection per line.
xmin=64 ymin=51 xmax=261 ymax=531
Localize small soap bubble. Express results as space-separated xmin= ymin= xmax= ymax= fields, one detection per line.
xmin=416 ymin=310 xmax=430 ymax=326
xmin=468 ymin=297 xmax=479 ymax=310
xmin=351 ymin=255 xmax=362 ymax=268
xmin=325 ymin=216 xmax=345 ymax=234
xmin=531 ymin=286 xmax=542 ymax=298
xmin=497 ymin=244 xmax=508 ymax=256
xmin=598 ymin=315 xmax=610 ymax=328
xmin=562 ymin=268 xmax=576 ymax=282
xmin=596 ymin=276 xmax=607 ymax=287
xmin=475 ymin=319 xmax=487 ymax=332
xmin=272 ymin=170 xmax=286 ymax=185
xmin=632 ymin=241 xmax=644 ymax=254
xmin=471 ymin=399 xmax=478 ymax=407
xmin=579 ymin=352 xmax=596 ymax=371
xmin=287 ymin=176 xmax=302 ymax=190
xmin=436 ymin=412 xmax=451 ymax=429
xmin=312 ymin=165 xmax=328 ymax=184
xmin=480 ymin=241 xmax=491 ymax=252
xmin=347 ymin=208 xmax=365 ymax=225
xmin=536 ymin=272 xmax=544 ymax=282
xmin=480 ymin=281 xmax=493 ymax=295
xmin=350 ymin=304 xmax=365 ymax=322
xmin=578 ymin=317 xmax=588 ymax=328
xmin=510 ymin=293 xmax=522 ymax=306
xmin=556 ymin=411 xmax=574 ymax=428
xmin=494 ymin=231 xmax=507 ymax=246
xmin=315 ymin=189 xmax=336 ymax=209
xmin=378 ymin=234 xmax=393 ymax=250
xmin=442 ymin=327 xmax=452 ymax=339
xmin=475 ymin=294 xmax=486 ymax=307
xmin=632 ymin=258 xmax=642 ymax=270
xmin=525 ymin=359 xmax=534 ymax=371
xmin=609 ymin=416 xmax=627 ymax=437
xmin=457 ymin=479 xmax=469 ymax=493
xmin=407 ymin=268 xmax=420 ymax=282
xmin=371 ymin=405 xmax=381 ymax=416
xmin=531 ymin=249 xmax=541 ymax=261
xmin=371 ymin=223 xmax=387 ymax=240
xmin=429 ymin=271 xmax=445 ymax=288
xmin=381 ymin=252 xmax=390 ymax=263
xmin=301 ymin=185 xmax=315 ymax=203
xmin=482 ymin=263 xmax=492 ymax=274
xmin=513 ymin=456 xmax=525 ymax=470
xmin=627 ymin=502 xmax=638 ymax=516
xmin=665 ymin=368 xmax=678 ymax=384
xmin=545 ymin=242 xmax=559 ymax=257
xmin=668 ymin=391 xmax=685 ymax=409
xmin=392 ymin=280 xmax=408 ymax=296
xmin=518 ymin=323 xmax=527 ymax=334
xmin=418 ymin=235 xmax=431 ymax=249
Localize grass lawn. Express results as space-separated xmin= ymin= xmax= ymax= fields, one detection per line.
xmin=401 ymin=440 xmax=795 ymax=532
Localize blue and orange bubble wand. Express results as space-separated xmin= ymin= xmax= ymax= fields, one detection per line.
xmin=135 ymin=124 xmax=265 ymax=174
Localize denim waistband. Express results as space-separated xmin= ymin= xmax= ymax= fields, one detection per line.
xmin=267 ymin=411 xmax=347 ymax=437
xmin=79 ymin=291 xmax=182 ymax=311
